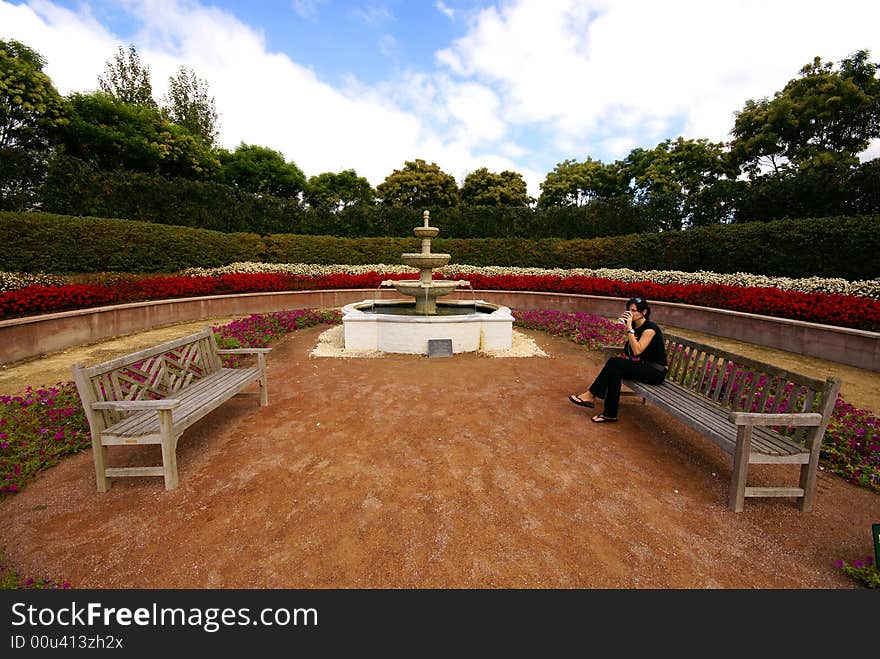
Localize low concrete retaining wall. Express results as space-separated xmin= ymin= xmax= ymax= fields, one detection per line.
xmin=2 ymin=289 xmax=878 ymax=372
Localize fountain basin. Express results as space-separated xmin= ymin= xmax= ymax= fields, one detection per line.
xmin=342 ymin=299 xmax=514 ymax=354
xmin=400 ymin=253 xmax=451 ymax=269
xmin=389 ymin=279 xmax=462 ymax=300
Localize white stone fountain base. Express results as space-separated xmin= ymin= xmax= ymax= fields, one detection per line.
xmin=341 ymin=299 xmax=514 ymax=354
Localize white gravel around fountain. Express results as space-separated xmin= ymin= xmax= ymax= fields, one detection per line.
xmin=311 ymin=325 xmax=548 ymax=359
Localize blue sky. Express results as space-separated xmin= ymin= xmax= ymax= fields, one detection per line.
xmin=2 ymin=0 xmax=879 ymax=197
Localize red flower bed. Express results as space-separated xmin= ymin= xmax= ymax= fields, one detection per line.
xmin=451 ymin=273 xmax=880 ymax=330
xmin=1 ymin=272 xmax=877 ymax=331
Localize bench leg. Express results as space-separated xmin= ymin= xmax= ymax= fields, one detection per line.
xmin=259 ymin=373 xmax=269 ymax=406
xmin=798 ymin=432 xmax=822 ymax=512
xmin=92 ymin=438 xmax=110 ymax=493
xmin=158 ymin=410 xmax=179 ymax=490
xmin=258 ymin=354 xmax=268 ymax=406
xmin=728 ymin=424 xmax=753 ymax=512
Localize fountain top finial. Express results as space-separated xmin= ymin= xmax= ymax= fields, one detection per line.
xmin=423 ymin=209 xmax=430 ymax=227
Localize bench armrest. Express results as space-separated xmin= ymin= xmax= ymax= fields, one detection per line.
xmin=601 ymin=345 xmax=624 ymax=356
xmin=216 ymin=348 xmax=272 ymax=355
xmin=728 ymin=411 xmax=823 ymax=427
xmin=92 ymin=399 xmax=181 ymax=411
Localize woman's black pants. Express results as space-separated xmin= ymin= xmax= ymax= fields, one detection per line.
xmin=588 ymin=357 xmax=666 ymax=418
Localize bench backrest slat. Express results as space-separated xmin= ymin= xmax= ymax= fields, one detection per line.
xmin=73 ymin=328 xmax=222 ymax=428
xmin=768 ymin=378 xmax=788 ymax=414
xmin=663 ymin=334 xmax=827 ymax=391
xmin=754 ymin=374 xmax=775 ymax=413
xmin=660 ymin=334 xmax=839 ymax=425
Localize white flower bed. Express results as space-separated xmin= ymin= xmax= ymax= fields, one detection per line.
xmin=0 ymin=271 xmax=67 ymax=292
xmin=179 ymin=262 xmax=880 ymax=299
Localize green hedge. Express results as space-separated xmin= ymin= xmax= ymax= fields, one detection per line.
xmin=0 ymin=212 xmax=264 ymax=273
xmin=2 ymin=211 xmax=877 ymax=279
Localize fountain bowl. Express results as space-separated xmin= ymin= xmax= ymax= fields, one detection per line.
xmin=342 ymin=299 xmax=514 ymax=354
xmin=399 ymin=253 xmax=451 ymax=269
xmin=389 ymin=279 xmax=462 ymax=300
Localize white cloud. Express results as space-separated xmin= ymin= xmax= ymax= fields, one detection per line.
xmin=0 ymin=0 xmax=119 ymax=94
xmin=437 ymin=0 xmax=880 ymax=152
xmin=377 ymin=32 xmax=397 ymax=57
xmin=434 ymin=1 xmax=455 ymax=20
xmin=290 ymin=0 xmax=328 ymax=20
xmin=860 ymin=139 xmax=880 ymax=163
xmin=2 ymin=0 xmax=877 ymax=205
xmin=445 ymin=82 xmax=505 ymax=143
xmin=352 ymin=4 xmax=393 ymax=26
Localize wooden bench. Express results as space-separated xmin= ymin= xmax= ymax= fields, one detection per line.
xmin=71 ymin=327 xmax=270 ymax=492
xmin=602 ymin=333 xmax=841 ymax=512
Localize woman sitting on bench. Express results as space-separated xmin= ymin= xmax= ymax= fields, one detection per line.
xmin=568 ymin=297 xmax=668 ymax=423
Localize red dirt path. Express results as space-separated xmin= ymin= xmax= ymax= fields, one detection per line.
xmin=0 ymin=326 xmax=876 ymax=588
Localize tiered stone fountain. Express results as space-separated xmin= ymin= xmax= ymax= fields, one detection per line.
xmin=342 ymin=210 xmax=513 ymax=354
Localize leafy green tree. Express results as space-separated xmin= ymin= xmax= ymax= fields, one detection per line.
xmin=215 ymin=143 xmax=306 ymax=199
xmin=57 ymin=92 xmax=218 ymax=178
xmin=730 ymin=49 xmax=880 ymax=175
xmin=0 ymin=40 xmax=67 ymax=210
xmin=305 ymin=169 xmax=374 ymax=210
xmin=537 ymin=158 xmax=628 ymax=208
xmin=376 ymin=159 xmax=459 ymax=208
xmin=622 ymin=138 xmax=735 ymax=230
xmin=162 ymin=66 xmax=218 ymax=146
xmin=98 ymin=44 xmax=157 ymax=108
xmin=460 ymin=167 xmax=530 ymax=207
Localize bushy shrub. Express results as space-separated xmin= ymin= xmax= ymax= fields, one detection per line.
xmin=40 ymin=155 xmax=303 ymax=235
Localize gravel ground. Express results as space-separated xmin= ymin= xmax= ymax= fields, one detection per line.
xmin=0 ymin=325 xmax=876 ymax=589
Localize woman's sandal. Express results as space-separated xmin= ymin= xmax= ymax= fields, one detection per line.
xmin=568 ymin=393 xmax=595 ymax=408
xmin=591 ymin=414 xmax=618 ymax=423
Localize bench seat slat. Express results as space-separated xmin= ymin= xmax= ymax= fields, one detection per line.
xmin=624 ymin=380 xmax=809 ymax=460
xmin=641 ymin=381 xmax=808 ymax=456
xmin=102 ymin=367 xmax=261 ymax=438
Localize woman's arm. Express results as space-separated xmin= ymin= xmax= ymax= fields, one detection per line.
xmin=625 ymin=328 xmax=655 ymax=356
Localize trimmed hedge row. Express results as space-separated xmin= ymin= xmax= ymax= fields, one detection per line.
xmin=2 ymin=211 xmax=878 ymax=279
xmin=1 ymin=212 xmax=263 ymax=273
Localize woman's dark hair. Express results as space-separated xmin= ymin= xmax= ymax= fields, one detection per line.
xmin=626 ymin=297 xmax=651 ymax=319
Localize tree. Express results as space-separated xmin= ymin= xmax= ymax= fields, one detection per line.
xmin=305 ymin=169 xmax=374 ymax=211
xmin=460 ymin=167 xmax=530 ymax=207
xmin=376 ymin=159 xmax=459 ymax=208
xmin=0 ymin=39 xmax=67 ymax=209
xmin=162 ymin=66 xmax=218 ymax=146
xmin=98 ymin=44 xmax=156 ymax=108
xmin=622 ymin=138 xmax=735 ymax=230
xmin=57 ymin=92 xmax=218 ymax=179
xmin=216 ymin=143 xmax=306 ymax=199
xmin=730 ymin=49 xmax=880 ymax=176
xmin=537 ymin=158 xmax=628 ymax=208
